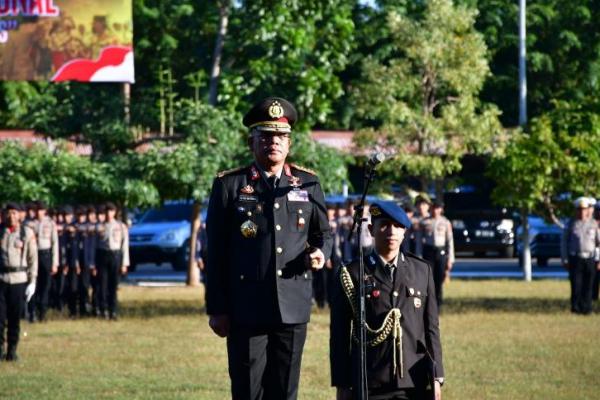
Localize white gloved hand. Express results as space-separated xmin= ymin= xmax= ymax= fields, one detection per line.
xmin=25 ymin=282 xmax=36 ymax=302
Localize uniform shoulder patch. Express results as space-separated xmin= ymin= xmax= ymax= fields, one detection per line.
xmin=216 ymin=166 xmax=247 ymax=178
xmin=290 ymin=163 xmax=317 ymax=176
xmin=405 ymin=251 xmax=429 ymax=265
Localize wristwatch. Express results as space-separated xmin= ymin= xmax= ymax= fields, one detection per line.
xmin=434 ymin=377 xmax=444 ymax=386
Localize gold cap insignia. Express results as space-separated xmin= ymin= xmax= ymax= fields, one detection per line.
xmin=268 ymin=101 xmax=284 ymax=119
xmin=370 ymin=206 xmax=381 ymax=217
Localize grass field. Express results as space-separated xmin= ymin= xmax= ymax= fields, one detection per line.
xmin=0 ymin=280 xmax=599 ymax=399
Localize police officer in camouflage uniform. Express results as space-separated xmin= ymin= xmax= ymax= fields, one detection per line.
xmin=28 ymin=201 xmax=59 ymax=322
xmin=416 ymin=201 xmax=454 ymax=309
xmin=330 ymin=201 xmax=444 ymax=400
xmin=561 ymin=197 xmax=600 ymax=315
xmin=0 ymin=203 xmax=38 ymax=361
xmin=206 ymin=97 xmax=332 ymax=400
xmin=95 ymin=202 xmax=129 ymax=320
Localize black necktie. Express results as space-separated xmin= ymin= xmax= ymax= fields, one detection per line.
xmin=267 ymin=176 xmax=278 ymax=190
xmin=385 ymin=263 xmax=396 ymax=281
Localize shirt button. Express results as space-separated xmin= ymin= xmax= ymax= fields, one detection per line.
xmin=393 ymin=291 xmax=399 ymax=297
xmin=276 ymin=225 xmax=282 ymax=231
xmin=277 ymin=270 xmax=283 ymax=277
xmin=240 ymin=275 xmax=244 ymax=280
xmin=274 ymin=203 xmax=280 ymax=210
xmin=276 ymin=247 xmax=283 ymax=254
xmin=298 ymin=209 xmax=303 ymax=214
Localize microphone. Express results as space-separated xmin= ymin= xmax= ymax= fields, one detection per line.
xmin=367 ymin=152 xmax=386 ymax=168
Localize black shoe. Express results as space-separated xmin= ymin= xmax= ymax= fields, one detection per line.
xmin=109 ymin=312 xmax=118 ymax=321
xmin=5 ymin=346 xmax=18 ymax=362
xmin=103 ymin=311 xmax=110 ymax=320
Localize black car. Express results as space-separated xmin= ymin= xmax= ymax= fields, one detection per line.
xmin=443 ymin=192 xmax=517 ymax=258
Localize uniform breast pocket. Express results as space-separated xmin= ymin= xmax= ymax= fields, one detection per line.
xmin=406 ymin=286 xmax=427 ymax=312
xmin=287 ymin=202 xmax=312 ymax=233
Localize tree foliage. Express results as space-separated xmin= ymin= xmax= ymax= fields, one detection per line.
xmin=489 ymin=99 xmax=600 ymax=220
xmin=352 ymin=0 xmax=503 ymax=188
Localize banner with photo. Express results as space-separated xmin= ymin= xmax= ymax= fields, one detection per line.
xmin=0 ymin=0 xmax=134 ymax=82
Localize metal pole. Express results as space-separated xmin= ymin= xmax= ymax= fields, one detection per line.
xmin=519 ymin=0 xmax=532 ymax=281
xmin=519 ymin=0 xmax=527 ymax=126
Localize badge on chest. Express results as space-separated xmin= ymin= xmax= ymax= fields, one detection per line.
xmin=287 ymin=190 xmax=309 ymax=202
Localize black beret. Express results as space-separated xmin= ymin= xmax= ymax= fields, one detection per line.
xmin=63 ymin=205 xmax=74 ymax=214
xmin=243 ymin=97 xmax=297 ymax=134
xmin=96 ymin=204 xmax=106 ymax=213
xmin=369 ymin=201 xmax=412 ymax=229
xmin=5 ymin=202 xmax=21 ymax=212
xmin=105 ymin=202 xmax=117 ymax=211
xmin=35 ymin=200 xmax=47 ymax=210
xmin=403 ymin=203 xmax=416 ymax=213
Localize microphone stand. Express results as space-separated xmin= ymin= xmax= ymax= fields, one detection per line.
xmin=347 ymin=162 xmax=378 ymax=400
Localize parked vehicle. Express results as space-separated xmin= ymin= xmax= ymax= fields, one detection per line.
xmin=129 ymin=200 xmax=204 ymax=271
xmin=516 ymin=216 xmax=563 ymax=267
xmin=444 ymin=192 xmax=517 ymax=258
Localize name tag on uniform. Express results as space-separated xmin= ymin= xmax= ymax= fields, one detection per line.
xmin=287 ymin=190 xmax=309 ymax=202
xmin=239 ymin=195 xmax=258 ymax=202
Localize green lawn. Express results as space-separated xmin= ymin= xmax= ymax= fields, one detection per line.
xmin=0 ymin=280 xmax=598 ymax=399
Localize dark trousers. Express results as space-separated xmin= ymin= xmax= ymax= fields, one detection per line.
xmin=227 ymin=323 xmax=307 ymax=400
xmin=312 ymin=269 xmax=327 ymax=308
xmin=369 ymin=388 xmax=424 ymax=400
xmin=593 ymin=269 xmax=599 ymax=301
xmin=29 ymin=249 xmax=52 ymax=319
xmin=0 ymin=282 xmax=26 ymax=349
xmin=422 ymin=245 xmax=447 ymax=308
xmin=569 ymin=256 xmax=595 ymax=314
xmin=76 ymin=253 xmax=91 ymax=315
xmin=97 ymin=249 xmax=122 ymax=314
xmin=50 ymin=267 xmax=65 ymax=311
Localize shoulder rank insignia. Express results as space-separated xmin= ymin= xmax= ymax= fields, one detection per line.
xmin=217 ymin=166 xmax=246 ymax=178
xmin=290 ymin=163 xmax=316 ymax=176
xmin=250 ymin=165 xmax=260 ymax=181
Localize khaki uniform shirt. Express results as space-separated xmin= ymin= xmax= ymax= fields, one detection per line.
xmin=96 ymin=220 xmax=130 ymax=267
xmin=416 ymin=216 xmax=455 ymax=264
xmin=29 ymin=216 xmax=59 ymax=267
xmin=0 ymin=225 xmax=38 ymax=284
xmin=561 ymin=218 xmax=600 ymax=264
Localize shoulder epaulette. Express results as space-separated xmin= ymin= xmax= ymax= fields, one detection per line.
xmin=290 ymin=163 xmax=316 ymax=175
xmin=405 ymin=251 xmax=429 ymax=265
xmin=216 ymin=166 xmax=246 ymax=178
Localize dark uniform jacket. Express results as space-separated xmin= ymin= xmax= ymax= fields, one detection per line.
xmin=206 ymin=163 xmax=333 ymax=325
xmin=330 ymin=251 xmax=444 ymax=392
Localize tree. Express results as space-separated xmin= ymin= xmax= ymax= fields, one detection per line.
xmin=219 ymin=0 xmax=355 ymax=129
xmin=470 ymin=0 xmax=600 ymax=126
xmin=352 ymin=0 xmax=503 ymax=192
xmin=488 ymin=99 xmax=600 ymax=279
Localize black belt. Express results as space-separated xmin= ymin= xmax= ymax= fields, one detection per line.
xmin=39 ymin=248 xmax=52 ymax=253
xmin=0 ymin=266 xmax=27 ymax=273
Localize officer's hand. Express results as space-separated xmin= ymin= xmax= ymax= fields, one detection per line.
xmin=209 ymin=315 xmax=230 ymax=338
xmin=63 ymin=267 xmax=69 ymax=276
xmin=336 ymin=387 xmax=352 ymax=400
xmin=121 ymin=266 xmax=128 ymax=276
xmin=325 ymin=259 xmax=333 ymax=270
xmin=51 ymin=265 xmax=58 ymax=275
xmin=597 ymin=262 xmax=600 ymax=271
xmin=90 ymin=268 xmax=97 ymax=277
xmin=445 ymin=261 xmax=452 ymax=271
xmin=306 ymin=248 xmax=325 ymax=270
xmin=434 ymin=380 xmax=442 ymax=400
xmin=76 ymin=266 xmax=81 ymax=275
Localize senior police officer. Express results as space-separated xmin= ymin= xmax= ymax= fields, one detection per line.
xmin=205 ymin=97 xmax=332 ymax=400
xmin=0 ymin=203 xmax=38 ymax=361
xmin=330 ymin=201 xmax=444 ymax=400
xmin=416 ymin=201 xmax=454 ymax=309
xmin=561 ymin=197 xmax=600 ymax=315
xmin=27 ymin=201 xmax=59 ymax=322
xmin=95 ymin=203 xmax=129 ymax=320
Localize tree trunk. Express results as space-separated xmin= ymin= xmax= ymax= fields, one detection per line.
xmin=187 ymin=201 xmax=202 ymax=287
xmin=520 ymin=207 xmax=532 ymax=281
xmin=208 ymin=0 xmax=230 ymax=106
